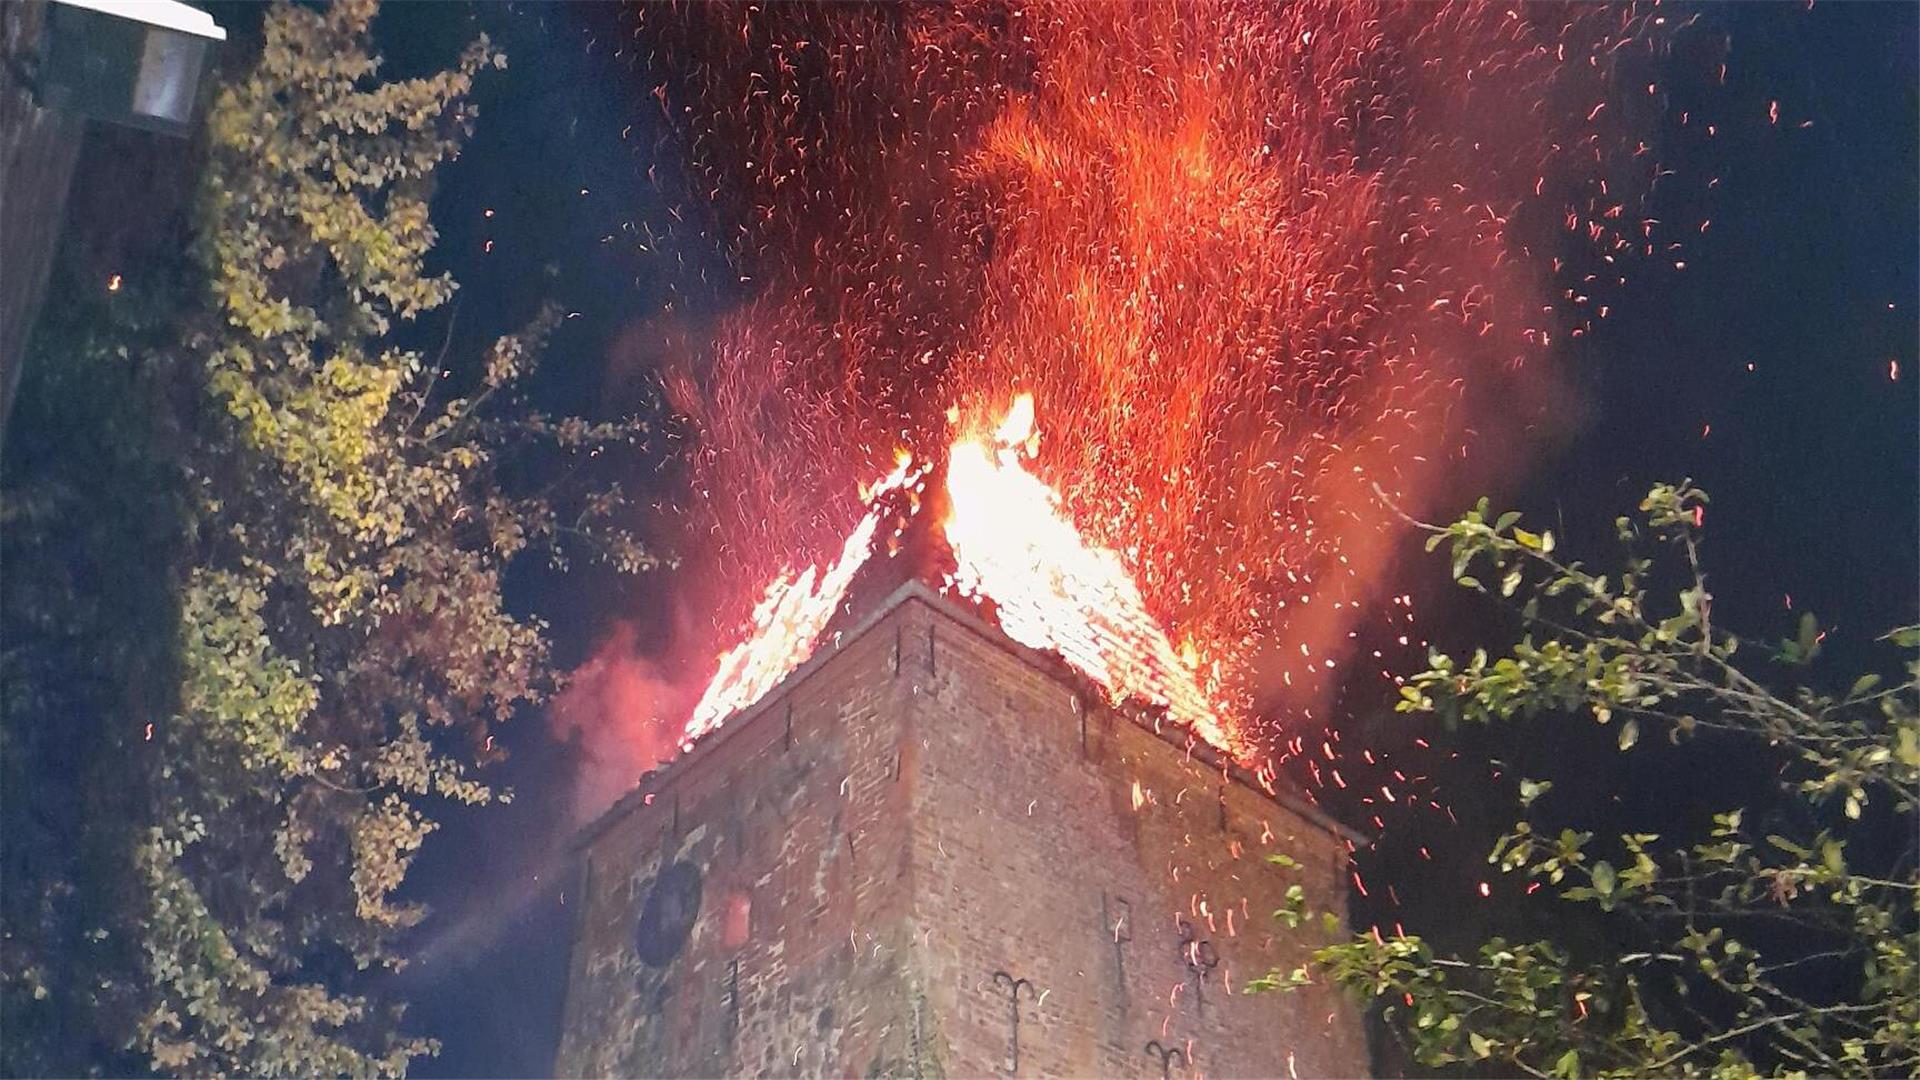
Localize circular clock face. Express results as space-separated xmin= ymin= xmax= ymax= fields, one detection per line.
xmin=634 ymin=860 xmax=703 ymax=967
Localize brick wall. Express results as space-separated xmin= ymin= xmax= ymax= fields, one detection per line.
xmin=902 ymin=597 xmax=1366 ymax=1079
xmin=555 ymin=586 xmax=1367 ymax=1078
xmin=556 ymin=596 xmax=924 ymax=1078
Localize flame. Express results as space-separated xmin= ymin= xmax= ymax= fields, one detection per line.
xmin=683 ymin=454 xmax=922 ymax=744
xmin=991 ymin=393 xmax=1039 ymax=451
xmin=684 ymin=398 xmax=1245 ymax=760
xmin=650 ymin=0 xmax=1682 ymax=762
xmin=945 ymin=397 xmax=1239 ymax=754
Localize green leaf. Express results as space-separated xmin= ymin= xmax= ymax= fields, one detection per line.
xmin=1796 ymin=612 xmax=1819 ymax=661
xmin=1766 ymin=834 xmax=1810 ymax=858
xmin=1897 ymin=725 xmax=1920 ymax=768
xmin=1846 ymin=673 xmax=1881 ymax=700
xmin=1617 ymin=718 xmax=1639 ymax=751
xmin=1469 ymin=1032 xmax=1493 ymax=1059
xmin=1554 ymin=1049 xmax=1581 ymax=1078
xmin=1590 ymin=860 xmax=1616 ymax=896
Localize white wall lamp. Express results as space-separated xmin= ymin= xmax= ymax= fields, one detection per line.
xmin=34 ymin=0 xmax=227 ymax=137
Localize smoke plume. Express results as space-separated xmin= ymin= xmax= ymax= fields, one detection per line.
xmin=548 ymin=621 xmax=690 ymax=822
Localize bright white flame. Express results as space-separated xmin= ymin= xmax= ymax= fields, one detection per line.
xmin=943 ymin=398 xmax=1237 ymax=755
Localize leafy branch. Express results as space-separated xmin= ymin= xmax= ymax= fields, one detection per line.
xmin=1253 ymin=482 xmax=1918 ymax=1079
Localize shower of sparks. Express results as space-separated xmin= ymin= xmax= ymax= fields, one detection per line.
xmin=645 ymin=1 xmax=1704 ymax=768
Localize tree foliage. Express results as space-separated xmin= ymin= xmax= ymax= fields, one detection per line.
xmin=2 ymin=2 xmax=652 ymax=1074
xmin=1254 ymin=482 xmax=1918 ymax=1078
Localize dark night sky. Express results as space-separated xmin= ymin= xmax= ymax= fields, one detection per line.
xmin=302 ymin=4 xmax=1918 ymax=1075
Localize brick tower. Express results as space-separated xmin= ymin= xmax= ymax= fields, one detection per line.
xmin=553 ymin=531 xmax=1370 ymax=1079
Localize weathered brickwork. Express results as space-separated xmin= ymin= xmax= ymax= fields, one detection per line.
xmin=556 ymin=584 xmax=1367 ymax=1078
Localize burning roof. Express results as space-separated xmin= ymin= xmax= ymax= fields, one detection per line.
xmin=682 ymin=397 xmax=1244 ymax=760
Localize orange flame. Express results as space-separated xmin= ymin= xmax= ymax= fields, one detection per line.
xmin=683 ymin=454 xmax=921 ymax=744
xmin=650 ymin=1 xmax=1690 ymax=779
xmin=945 ymin=397 xmax=1239 ymax=754
xmin=685 ymin=399 xmax=1245 ymax=760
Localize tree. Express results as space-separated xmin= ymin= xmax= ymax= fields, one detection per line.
xmin=2 ymin=2 xmax=652 ymax=1074
xmin=1253 ymin=482 xmax=1918 ymax=1078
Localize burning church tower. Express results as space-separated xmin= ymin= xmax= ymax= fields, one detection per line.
xmin=554 ymin=402 xmax=1369 ymax=1077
